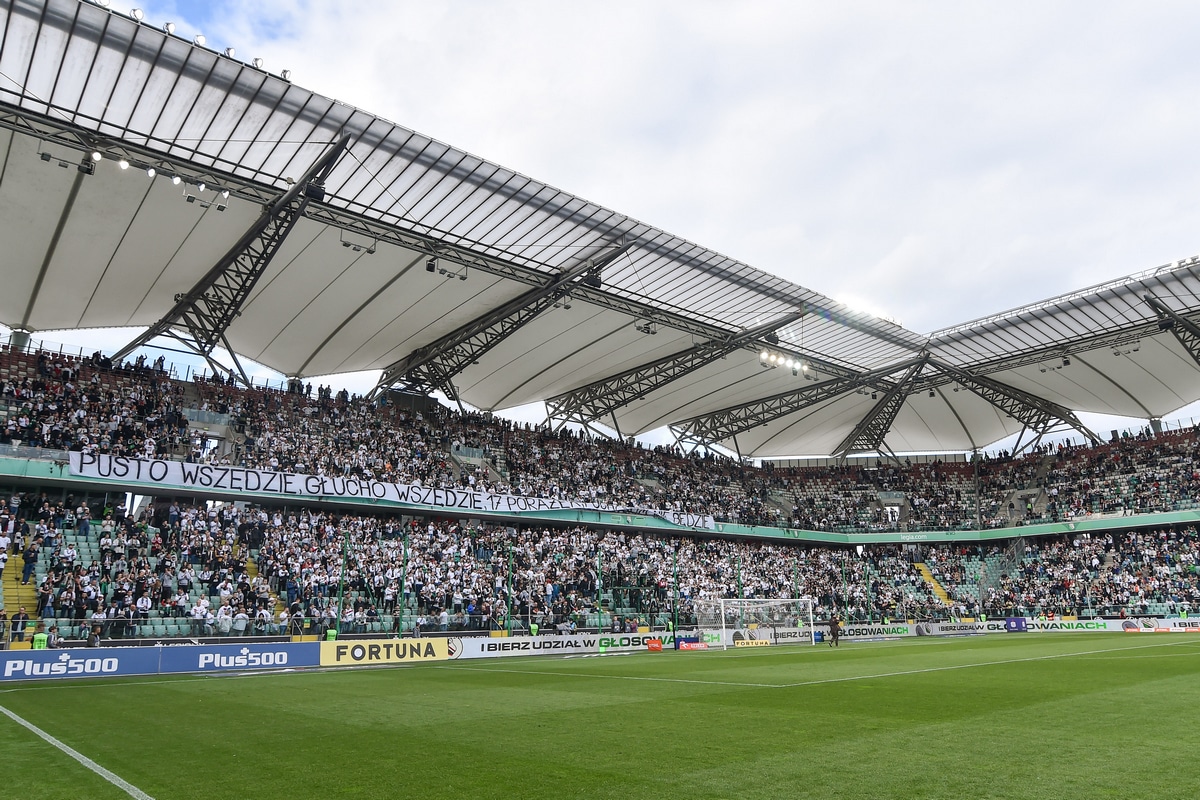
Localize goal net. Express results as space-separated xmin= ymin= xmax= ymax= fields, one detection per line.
xmin=691 ymin=597 xmax=816 ymax=650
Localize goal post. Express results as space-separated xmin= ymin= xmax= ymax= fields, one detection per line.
xmin=691 ymin=597 xmax=816 ymax=650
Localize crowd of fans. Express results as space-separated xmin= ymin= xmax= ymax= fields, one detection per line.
xmin=4 ymin=345 xmax=1200 ymax=533
xmin=2 ymin=344 xmax=1200 ymax=645
xmin=923 ymin=528 xmax=1200 ymax=617
xmin=4 ymin=479 xmax=1198 ymax=645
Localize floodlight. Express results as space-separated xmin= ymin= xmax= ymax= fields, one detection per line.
xmin=281 ymin=70 xmax=292 ymax=81
xmin=130 ymin=8 xmax=144 ymax=21
xmin=224 ymin=48 xmax=235 ymax=58
xmin=194 ymin=34 xmax=206 ymax=46
xmin=164 ymin=22 xmax=175 ymax=34
xmin=91 ymin=151 xmax=102 ymax=162
xmin=253 ymin=58 xmax=264 ymax=69
xmin=146 ymin=167 xmax=155 ymax=177
xmin=171 ymin=175 xmax=181 ymax=185
xmin=118 ymin=159 xmax=129 ymax=170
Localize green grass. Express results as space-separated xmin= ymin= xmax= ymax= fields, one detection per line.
xmin=2 ymin=633 xmax=1198 ymax=799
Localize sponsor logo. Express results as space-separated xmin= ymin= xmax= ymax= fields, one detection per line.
xmin=197 ymin=647 xmax=290 ymax=670
xmin=734 ymin=639 xmax=772 ymax=647
xmin=4 ymin=652 xmax=119 ymax=678
xmin=843 ymin=625 xmax=910 ymax=637
xmin=679 ymin=642 xmax=709 ymax=650
xmin=1027 ymin=621 xmax=1107 ymax=631
xmin=647 ymin=640 xmax=664 ymax=652
xmin=446 ymin=637 xmax=463 ymax=660
xmin=319 ymin=639 xmax=448 ymax=666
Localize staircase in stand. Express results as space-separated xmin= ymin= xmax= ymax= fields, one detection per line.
xmin=2 ymin=545 xmax=39 ymax=617
xmin=914 ymin=562 xmax=954 ymax=606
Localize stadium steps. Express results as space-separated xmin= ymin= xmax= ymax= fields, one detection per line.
xmin=913 ymin=562 xmax=954 ymax=606
xmin=244 ymin=551 xmax=287 ymax=618
xmin=2 ymin=546 xmax=40 ymax=614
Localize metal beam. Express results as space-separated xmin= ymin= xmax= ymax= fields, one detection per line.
xmin=833 ymin=357 xmax=928 ymax=458
xmin=375 ymin=242 xmax=634 ymax=398
xmin=112 ymin=133 xmax=352 ymax=384
xmin=1144 ymin=293 xmax=1200 ymax=370
xmin=546 ymin=310 xmax=807 ymax=427
xmin=929 ymin=359 xmax=1102 ymax=445
xmin=669 ymin=356 xmax=923 ymax=444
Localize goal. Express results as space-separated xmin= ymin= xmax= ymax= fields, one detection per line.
xmin=691 ymin=597 xmax=816 ymax=650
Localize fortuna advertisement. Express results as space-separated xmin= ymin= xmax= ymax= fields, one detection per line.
xmin=320 ymin=639 xmax=449 ymax=666
xmin=69 ymin=452 xmax=715 ymax=529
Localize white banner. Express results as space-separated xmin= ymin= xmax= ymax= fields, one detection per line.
xmin=68 ymin=452 xmax=715 ymax=529
xmin=445 ymin=631 xmax=701 ymax=659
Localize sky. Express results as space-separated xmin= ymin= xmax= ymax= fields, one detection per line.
xmin=27 ymin=0 xmax=1200 ymax=451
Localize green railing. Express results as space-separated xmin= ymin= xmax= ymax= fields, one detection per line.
xmin=2 ymin=453 xmax=1196 ymax=545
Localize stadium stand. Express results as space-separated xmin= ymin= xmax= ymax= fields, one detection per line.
xmin=2 ymin=345 xmax=1199 ymax=646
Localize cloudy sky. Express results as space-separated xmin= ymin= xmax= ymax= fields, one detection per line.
xmin=104 ymin=0 xmax=1200 ymax=334
xmin=29 ymin=0 xmax=1200 ymax=444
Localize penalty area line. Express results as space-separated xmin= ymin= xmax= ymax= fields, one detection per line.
xmin=0 ymin=704 xmax=154 ymax=800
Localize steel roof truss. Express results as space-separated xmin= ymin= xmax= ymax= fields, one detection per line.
xmin=375 ymin=241 xmax=634 ymax=397
xmin=545 ymin=310 xmax=807 ymax=427
xmin=111 ymin=132 xmax=351 ymax=382
xmin=833 ymin=357 xmax=928 ymax=458
xmin=669 ymin=356 xmax=922 ymax=444
xmin=930 ymin=359 xmax=1102 ymax=446
xmin=1144 ymin=293 xmax=1200 ymax=372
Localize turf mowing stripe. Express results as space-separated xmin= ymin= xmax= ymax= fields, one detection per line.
xmin=0 ymin=703 xmax=155 ymax=800
xmin=777 ymin=638 xmax=1195 ymax=687
xmin=432 ymin=662 xmax=787 ymax=690
xmin=434 ymin=637 xmax=1192 ymax=690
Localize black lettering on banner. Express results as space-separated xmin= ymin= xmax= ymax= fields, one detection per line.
xmin=148 ymin=460 xmax=168 ymax=481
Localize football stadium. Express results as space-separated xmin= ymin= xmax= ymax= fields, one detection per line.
xmin=1 ymin=2 xmax=1200 ymax=798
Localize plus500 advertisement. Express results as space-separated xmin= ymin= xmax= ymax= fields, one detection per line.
xmin=0 ymin=647 xmax=160 ymax=681
xmin=0 ymin=643 xmax=321 ymax=682
xmin=158 ymin=642 xmax=319 ymax=673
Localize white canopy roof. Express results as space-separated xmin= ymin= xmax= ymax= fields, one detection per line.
xmin=3 ymin=0 xmax=1200 ymax=458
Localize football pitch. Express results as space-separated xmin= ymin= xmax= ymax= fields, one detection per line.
xmin=1 ymin=633 xmax=1197 ymax=800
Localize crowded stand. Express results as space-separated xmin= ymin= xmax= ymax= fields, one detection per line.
xmin=2 ymin=343 xmax=1200 ymax=645
xmin=4 ymin=344 xmax=1200 ymax=533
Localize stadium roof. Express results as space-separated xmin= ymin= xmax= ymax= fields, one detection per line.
xmin=4 ymin=0 xmax=1200 ymax=459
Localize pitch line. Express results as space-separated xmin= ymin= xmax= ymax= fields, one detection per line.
xmin=777 ymin=638 xmax=1194 ymax=688
xmin=437 ymin=638 xmax=1192 ymax=690
xmin=0 ymin=703 xmax=155 ymax=800
xmin=435 ymin=664 xmax=788 ymax=688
